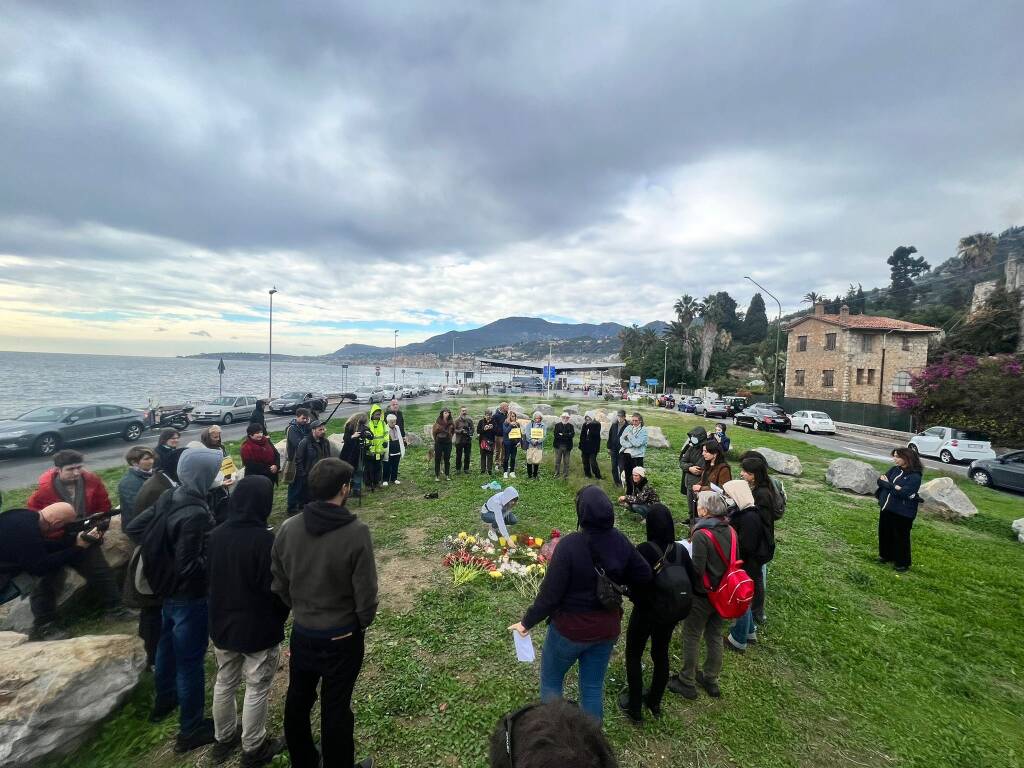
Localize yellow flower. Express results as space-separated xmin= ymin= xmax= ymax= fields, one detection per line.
xmin=498 ymin=537 xmax=507 ymax=547
xmin=466 ymin=535 xmax=476 ymax=545
xmin=535 ymin=537 xmax=544 ymax=547
xmin=458 ymin=532 xmax=468 ymax=540
xmin=510 ymin=535 xmax=518 ymax=545
xmin=489 ymin=570 xmax=504 ymax=579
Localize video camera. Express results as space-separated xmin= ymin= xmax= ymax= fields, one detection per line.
xmin=64 ymin=509 xmax=122 ymax=542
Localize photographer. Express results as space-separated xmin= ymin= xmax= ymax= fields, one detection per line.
xmin=0 ymin=500 xmax=122 ymax=640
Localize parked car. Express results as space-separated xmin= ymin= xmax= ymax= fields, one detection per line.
xmin=444 ymin=385 xmax=463 ymax=395
xmin=381 ymin=385 xmax=402 ymax=401
xmin=0 ymin=403 xmax=147 ymax=456
xmin=268 ymin=391 xmax=328 ymax=415
xmin=969 ymin=451 xmax=1024 ymax=491
xmin=191 ymin=395 xmax=260 ymax=425
xmin=909 ymin=426 xmax=996 ymax=464
xmin=790 ymin=410 xmax=836 ymax=434
xmin=352 ymin=387 xmax=384 ymax=404
xmin=429 ymin=384 xmax=444 ymax=393
xmin=401 ymin=386 xmax=416 ymax=398
xmin=701 ymin=401 xmax=730 ymax=419
xmin=733 ymin=405 xmax=791 ymax=432
xmin=677 ymin=396 xmax=702 ymax=413
xmin=722 ymin=396 xmax=748 ymax=416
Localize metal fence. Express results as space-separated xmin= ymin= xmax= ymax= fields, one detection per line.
xmin=749 ymin=395 xmax=914 ymax=432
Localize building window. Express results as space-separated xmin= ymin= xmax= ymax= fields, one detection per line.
xmin=856 ymin=368 xmax=865 ymax=385
xmin=797 ymin=335 xmax=807 ymax=352
xmin=867 ymin=369 xmax=876 ymax=385
xmin=825 ymin=333 xmax=837 ymax=351
xmin=901 ymin=336 xmax=911 ymax=351
xmin=892 ymin=371 xmax=912 ymax=393
xmin=795 ymin=370 xmax=805 ymax=386
xmin=822 ymin=369 xmax=835 ymax=388
xmin=861 ymin=334 xmax=874 ymax=353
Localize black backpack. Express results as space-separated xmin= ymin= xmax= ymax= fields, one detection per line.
xmin=770 ymin=478 xmax=787 ymax=521
xmin=139 ymin=490 xmax=191 ymax=599
xmin=649 ymin=542 xmax=692 ymax=623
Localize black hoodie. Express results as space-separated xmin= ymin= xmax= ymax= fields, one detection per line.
xmin=678 ymin=426 xmax=708 ymax=493
xmin=629 ymin=504 xmax=695 ymax=614
xmin=208 ymin=476 xmax=290 ymax=652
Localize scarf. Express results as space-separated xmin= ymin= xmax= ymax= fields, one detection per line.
xmin=53 ymin=474 xmax=86 ymax=518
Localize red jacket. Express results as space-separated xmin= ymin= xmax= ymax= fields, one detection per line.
xmin=27 ymin=468 xmax=112 ymax=516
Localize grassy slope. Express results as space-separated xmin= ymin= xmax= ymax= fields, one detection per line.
xmin=18 ymin=399 xmax=1023 ymax=768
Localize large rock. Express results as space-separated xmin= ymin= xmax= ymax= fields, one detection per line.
xmin=406 ymin=432 xmax=424 ymax=447
xmin=584 ymin=409 xmax=610 ymax=423
xmin=0 ymin=570 xmax=86 ymax=634
xmin=919 ymin=477 xmax=978 ymax=521
xmin=100 ymin=516 xmax=132 ymax=570
xmin=753 ymin=447 xmax=803 ymax=476
xmin=534 ymin=403 xmax=555 ymax=415
xmin=646 ymin=427 xmax=670 ymax=449
xmin=825 ymin=458 xmax=880 ymax=495
xmin=423 ymin=424 xmax=434 ymax=440
xmin=274 ymin=438 xmax=287 ymax=456
xmin=0 ymin=632 xmax=146 ymax=767
xmin=1012 ymin=518 xmax=1024 ymax=544
xmin=564 ymin=404 xmax=580 ymax=415
xmin=328 ymin=433 xmax=345 ymax=454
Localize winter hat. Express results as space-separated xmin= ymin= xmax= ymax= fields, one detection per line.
xmin=723 ymin=478 xmax=755 ymax=510
xmin=632 ymin=466 xmax=647 ymax=478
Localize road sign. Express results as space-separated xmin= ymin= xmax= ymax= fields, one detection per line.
xmin=629 ymin=375 xmax=640 ymax=384
xmin=646 ymin=378 xmax=659 ymax=386
xmin=464 ymin=371 xmax=474 ymax=380
xmin=543 ymin=365 xmax=557 ymax=381
xmin=375 ymin=366 xmax=380 ymax=374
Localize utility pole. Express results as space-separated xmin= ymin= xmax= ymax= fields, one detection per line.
xmin=662 ymin=339 xmax=669 ymax=395
xmin=745 ymin=276 xmax=783 ymax=403
xmin=548 ymin=340 xmax=553 ymax=399
xmin=267 ymin=287 xmax=277 ymax=399
xmin=393 ymin=330 xmax=399 ymax=386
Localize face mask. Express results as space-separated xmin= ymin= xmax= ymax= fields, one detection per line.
xmin=690 ymin=436 xmax=699 ymax=445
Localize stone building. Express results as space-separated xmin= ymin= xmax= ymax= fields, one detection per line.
xmin=784 ymin=303 xmax=939 ymax=406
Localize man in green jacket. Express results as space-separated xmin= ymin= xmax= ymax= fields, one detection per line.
xmin=365 ymin=404 xmax=388 ymax=491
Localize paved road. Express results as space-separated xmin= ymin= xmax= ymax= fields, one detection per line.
xmin=780 ymin=426 xmax=968 ymax=476
xmin=0 ymin=395 xmax=446 ymax=491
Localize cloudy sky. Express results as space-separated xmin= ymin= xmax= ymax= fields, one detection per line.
xmin=1 ymin=1 xmax=1022 ymax=357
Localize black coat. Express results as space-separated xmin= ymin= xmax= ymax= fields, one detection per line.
xmin=876 ymin=467 xmax=923 ymax=519
xmin=340 ymin=423 xmax=367 ymax=470
xmin=553 ymin=422 xmax=576 ymax=450
xmin=729 ymin=505 xmax=768 ymax=578
xmin=607 ymin=420 xmax=625 ymax=452
xmin=579 ymin=421 xmax=602 ymax=455
xmin=296 ymin=435 xmax=333 ymax=478
xmin=208 ymin=477 xmax=289 ymax=653
xmin=0 ymin=508 xmax=82 ymax=578
xmin=249 ymin=400 xmax=267 ymax=429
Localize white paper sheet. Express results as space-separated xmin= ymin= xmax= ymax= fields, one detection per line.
xmin=513 ymin=631 xmax=535 ymax=663
xmin=677 ymin=538 xmax=694 ymax=557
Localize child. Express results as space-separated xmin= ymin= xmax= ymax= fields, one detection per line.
xmin=480 ymin=487 xmax=519 ymax=540
xmin=384 ymin=413 xmax=405 ymax=486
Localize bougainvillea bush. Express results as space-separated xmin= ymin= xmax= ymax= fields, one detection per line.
xmin=901 ymin=354 xmax=1024 ymax=445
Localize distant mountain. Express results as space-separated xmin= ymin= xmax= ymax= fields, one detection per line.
xmin=332 ymin=316 xmax=660 ymax=359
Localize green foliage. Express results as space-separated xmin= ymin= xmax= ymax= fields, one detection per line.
xmin=886 ymin=245 xmax=930 ymax=316
xmin=936 ymin=288 xmax=1022 ymax=357
xmin=737 ymin=293 xmax=768 ymax=343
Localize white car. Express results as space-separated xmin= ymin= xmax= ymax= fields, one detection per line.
xmin=400 ymin=386 xmax=416 ymax=398
xmin=382 ymin=385 xmax=402 ymax=400
xmin=429 ymin=384 xmax=444 ymax=393
xmin=444 ymin=385 xmax=463 ymax=395
xmin=790 ymin=410 xmax=836 ymax=434
xmin=909 ymin=426 xmax=996 ymax=464
xmin=352 ymin=387 xmax=384 ymax=404
xmin=191 ymin=395 xmax=259 ymax=425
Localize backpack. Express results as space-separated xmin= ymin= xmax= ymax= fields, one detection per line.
xmin=139 ymin=491 xmax=190 ymax=600
xmin=699 ymin=528 xmax=754 ymax=619
xmin=649 ymin=542 xmax=692 ymax=624
xmin=770 ymin=478 xmax=787 ymax=520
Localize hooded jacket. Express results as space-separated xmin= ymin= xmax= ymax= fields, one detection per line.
xmin=131 ymin=447 xmax=183 ymax=524
xmin=579 ymin=419 xmax=602 ymax=455
xmin=629 ymin=503 xmax=695 ymax=614
xmin=724 ymin=479 xmax=768 ymax=577
xmin=481 ymin=487 xmax=519 ymax=520
xmin=26 ymin=468 xmax=111 ymax=518
xmin=208 ymin=476 xmax=289 ymax=652
xmin=522 ymin=486 xmax=651 ymax=641
xmin=117 ymin=466 xmax=152 ymax=523
xmin=366 ymin=404 xmax=388 ymax=459
xmin=285 ymin=417 xmax=312 ymax=461
xmin=678 ymin=427 xmax=708 ymax=493
xmin=271 ymin=498 xmax=378 ymax=633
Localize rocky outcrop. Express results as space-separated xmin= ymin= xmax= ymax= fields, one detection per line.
xmin=1012 ymin=518 xmax=1024 ymax=544
xmin=918 ymin=477 xmax=978 ymax=521
xmin=0 ymin=570 xmax=87 ymax=634
xmin=753 ymin=447 xmax=803 ymax=476
xmin=825 ymin=458 xmax=880 ymax=495
xmin=0 ymin=632 xmax=146 ymax=767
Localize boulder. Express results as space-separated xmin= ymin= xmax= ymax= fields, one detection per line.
xmin=1012 ymin=518 xmax=1024 ymax=544
xmin=0 ymin=632 xmax=146 ymax=767
xmin=534 ymin=404 xmax=555 ymax=415
xmin=406 ymin=432 xmax=424 ymax=447
xmin=100 ymin=516 xmax=132 ymax=570
xmin=0 ymin=570 xmax=87 ymax=634
xmin=274 ymin=438 xmax=287 ymax=456
xmin=753 ymin=447 xmax=803 ymax=476
xmin=825 ymin=458 xmax=880 ymax=496
xmin=646 ymin=427 xmax=670 ymax=449
xmin=584 ymin=409 xmax=610 ymax=423
xmin=564 ymin=404 xmax=580 ymax=415
xmin=919 ymin=477 xmax=978 ymax=521
xmin=423 ymin=424 xmax=434 ymax=440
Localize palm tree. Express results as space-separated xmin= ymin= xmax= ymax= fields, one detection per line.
xmin=957 ymin=232 xmax=998 ymax=270
xmin=802 ymin=291 xmax=822 ymax=305
xmin=671 ymin=294 xmax=699 ymax=372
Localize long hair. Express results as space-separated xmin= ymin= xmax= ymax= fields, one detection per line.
xmin=740 ymin=455 xmax=771 ymax=489
xmin=892 ymin=447 xmax=923 ymax=474
xmin=702 ymin=439 xmax=725 ymax=465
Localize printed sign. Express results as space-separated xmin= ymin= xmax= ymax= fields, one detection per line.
xmin=530 ymin=427 xmax=544 ymax=440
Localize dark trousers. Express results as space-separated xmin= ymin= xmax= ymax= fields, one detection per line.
xmin=365 ymin=456 xmax=383 ymax=488
xmin=527 ymin=462 xmax=539 ymax=478
xmin=30 ymin=543 xmax=120 ymax=627
xmin=287 ymin=474 xmax=305 ymax=513
xmin=385 ymin=455 xmax=401 ymax=483
xmin=622 ymin=454 xmax=643 ymax=495
xmin=480 ymin=449 xmax=494 ymax=474
xmin=154 ymin=597 xmax=209 ymax=735
xmin=609 ymin=449 xmax=621 ymax=486
xmin=625 ymin=608 xmax=675 ymax=714
xmin=434 ymin=441 xmax=452 ymax=477
xmin=878 ymin=509 xmax=913 ymax=567
xmin=285 ymin=630 xmax=366 ymax=768
xmin=455 ymin=443 xmax=471 ymax=472
xmin=582 ymin=452 xmax=602 ymax=479
xmin=139 ymin=604 xmax=163 ymax=666
xmin=502 ymin=445 xmax=518 ymax=472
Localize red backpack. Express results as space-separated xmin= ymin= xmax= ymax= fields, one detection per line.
xmin=699 ymin=527 xmax=754 ymax=619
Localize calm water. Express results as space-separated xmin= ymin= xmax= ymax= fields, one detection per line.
xmin=0 ymin=351 xmax=504 ymax=418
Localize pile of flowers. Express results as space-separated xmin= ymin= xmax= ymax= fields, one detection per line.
xmin=441 ymin=529 xmax=561 ymax=596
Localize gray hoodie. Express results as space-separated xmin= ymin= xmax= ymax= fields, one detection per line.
xmin=166 ymin=447 xmax=222 ymax=598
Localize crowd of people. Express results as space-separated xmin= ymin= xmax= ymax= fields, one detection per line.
xmin=0 ymin=397 xmax=929 ymax=768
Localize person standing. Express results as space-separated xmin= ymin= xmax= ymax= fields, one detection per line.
xmin=208 ymin=476 xmax=289 ymax=766
xmin=739 ymin=453 xmax=779 ymax=624
xmin=294 ymin=420 xmax=334 ymax=510
xmin=249 ymin=399 xmax=268 ymax=432
xmin=383 ymin=414 xmax=405 ymax=486
xmin=156 ymin=428 xmax=182 ymax=471
xmin=491 ymin=402 xmax=508 ymax=470
xmin=364 ymin=405 xmax=388 ymax=491
xmin=502 ymin=411 xmax=524 ymax=479
xmin=241 ymin=423 xmax=281 ymax=485
xmin=525 ymin=411 xmax=547 ymax=479
xmin=126 ymin=447 xmax=223 ymax=753
xmin=385 ymin=398 xmax=406 ymax=446
xmin=509 ymin=486 xmax=651 ymax=723
xmin=477 ymin=409 xmax=496 ymax=475
xmin=691 ymin=441 xmax=732 ymax=520
xmin=271 ymin=459 xmax=378 ymax=768
xmin=876 ymin=447 xmax=923 ymax=572
xmin=118 ymin=446 xmax=156 ymax=522
xmin=679 ymin=426 xmax=708 ymax=522
xmin=711 ymin=423 xmax=731 ymax=453
xmin=284 ymin=409 xmax=313 ymax=515
xmin=454 ymin=407 xmax=475 ymax=475
xmin=579 ymin=415 xmax=603 ymax=480
xmin=618 ymin=413 xmax=648 ymax=495
xmin=432 ymin=408 xmax=455 ymax=481
xmin=552 ymin=412 xmax=575 ymax=480
xmin=722 ymin=480 xmax=769 ymax=654
xmin=607 ymin=410 xmax=626 ymax=487
xmin=340 ymin=413 xmax=369 ymax=498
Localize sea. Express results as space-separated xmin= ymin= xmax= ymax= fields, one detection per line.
xmin=0 ymin=351 xmax=507 ymax=418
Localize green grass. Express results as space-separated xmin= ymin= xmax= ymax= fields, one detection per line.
xmin=22 ymin=399 xmax=1024 ymax=768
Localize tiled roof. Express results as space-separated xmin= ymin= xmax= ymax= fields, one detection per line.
xmin=786 ymin=313 xmax=939 ymax=332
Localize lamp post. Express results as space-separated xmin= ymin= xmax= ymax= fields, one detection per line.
xmin=268 ymin=287 xmax=278 ymax=399
xmin=662 ymin=338 xmax=669 ymax=395
xmin=744 ymin=276 xmax=783 ymax=403
xmin=393 ymin=330 xmax=399 ymax=387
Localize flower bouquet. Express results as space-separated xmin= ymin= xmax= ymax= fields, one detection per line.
xmin=441 ymin=529 xmax=561 ymax=596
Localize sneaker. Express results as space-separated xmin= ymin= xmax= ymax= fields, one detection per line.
xmin=894 ymin=565 xmax=910 ymax=573
xmin=503 ymin=472 xmax=509 ymax=478
xmin=435 ymin=476 xmax=440 ymax=481
xmin=487 ymin=529 xmax=499 ymax=542
xmin=209 ymin=730 xmax=241 ymax=764
xmin=174 ymin=718 xmax=216 ymax=754
xmin=394 ymin=480 xmax=401 ymax=485
xmin=510 ymin=472 xmax=516 ymax=478
xmin=725 ymin=636 xmax=746 ymax=654
xmin=148 ymin=695 xmax=178 ymax=723
xmin=240 ymin=736 xmax=285 ymax=768
xmin=696 ymin=670 xmax=721 ymax=698
xmin=746 ymin=631 xmax=759 ymax=644
xmin=616 ymin=690 xmax=642 ymax=723
xmin=667 ymin=676 xmax=698 ymax=700
xmin=445 ymin=475 xmax=451 ymax=481
xmin=382 ymin=481 xmax=389 ymax=487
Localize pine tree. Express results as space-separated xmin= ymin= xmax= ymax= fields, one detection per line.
xmin=738 ymin=293 xmax=768 ymax=343
xmin=887 ymin=245 xmax=930 ymax=316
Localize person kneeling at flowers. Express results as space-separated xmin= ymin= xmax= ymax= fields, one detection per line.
xmin=509 ymin=485 xmax=652 ymax=724
xmin=618 ymin=466 xmax=659 ymax=518
xmin=481 ymin=487 xmax=519 ymax=541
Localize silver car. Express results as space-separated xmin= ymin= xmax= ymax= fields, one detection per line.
xmin=0 ymin=403 xmax=146 ymax=456
xmin=190 ymin=395 xmax=259 ymax=425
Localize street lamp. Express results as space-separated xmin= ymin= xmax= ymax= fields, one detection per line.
xmin=662 ymin=338 xmax=669 ymax=395
xmin=744 ymin=276 xmax=783 ymax=403
xmin=268 ymin=287 xmax=278 ymax=399
xmin=393 ymin=330 xmax=399 ymax=386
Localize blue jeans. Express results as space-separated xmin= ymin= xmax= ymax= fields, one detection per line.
xmin=155 ymin=597 xmax=210 ymax=735
xmin=728 ymin=608 xmax=757 ymax=649
xmin=540 ymin=623 xmax=616 ymax=722
xmin=287 ymin=474 xmax=306 ymax=512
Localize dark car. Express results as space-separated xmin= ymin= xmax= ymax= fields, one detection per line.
xmin=969 ymin=451 xmax=1024 ymax=492
xmin=733 ymin=405 xmax=791 ymax=432
xmin=722 ymin=396 xmax=748 ymax=416
xmin=268 ymin=391 xmax=328 ymax=415
xmin=0 ymin=403 xmax=146 ymax=456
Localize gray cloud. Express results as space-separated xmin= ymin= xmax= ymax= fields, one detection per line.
xmin=190 ymin=330 xmax=211 ymax=338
